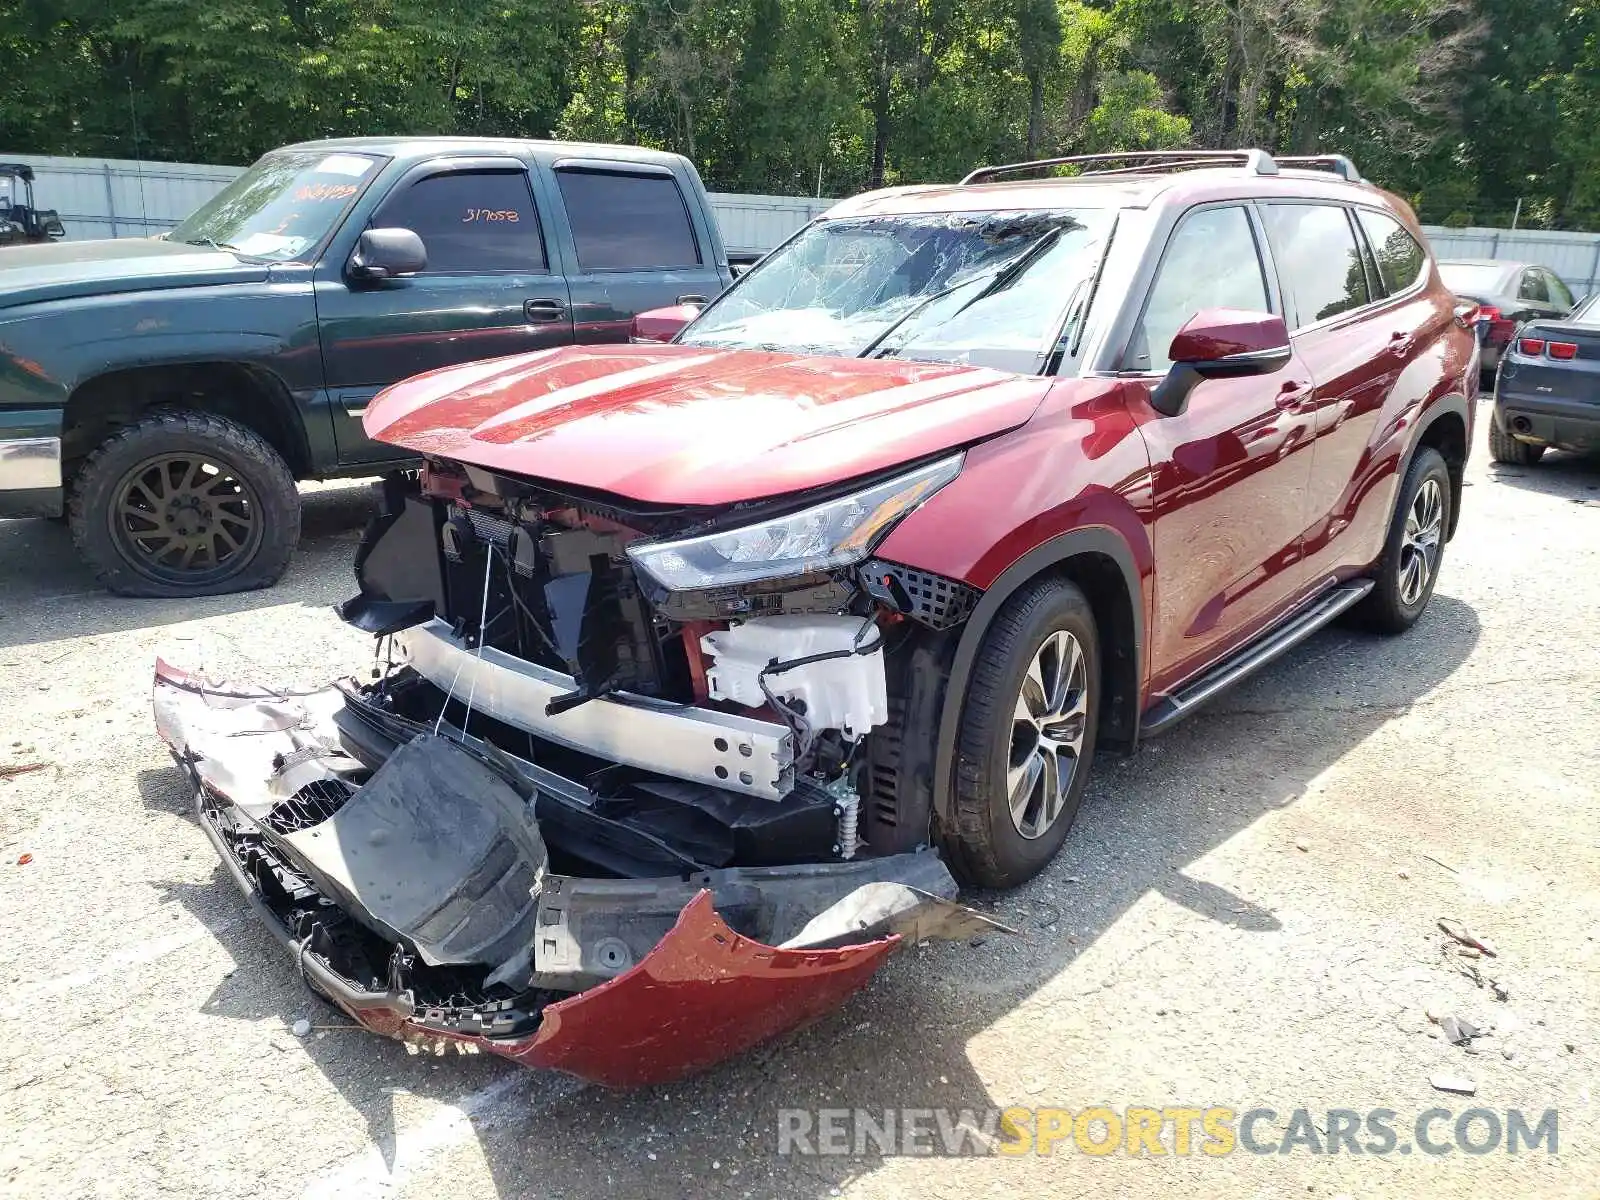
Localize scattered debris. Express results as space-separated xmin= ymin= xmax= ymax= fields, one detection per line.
xmin=15 ymin=853 xmax=31 ymax=866
xmin=1397 ymin=870 xmax=1410 ymax=879
xmin=291 ymin=1019 xmax=311 ymax=1037
xmin=1429 ymin=1074 xmax=1477 ymax=1096
xmin=1421 ymin=854 xmax=1458 ymax=875
xmin=1438 ymin=919 xmax=1497 ymax=957
xmin=1295 ymin=842 xmax=1309 ymax=852
xmin=0 ymin=762 xmax=47 ymax=780
xmin=1433 ymin=1015 xmax=1482 ymax=1046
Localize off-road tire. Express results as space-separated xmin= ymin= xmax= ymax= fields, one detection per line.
xmin=70 ymin=411 xmax=300 ymax=598
xmin=941 ymin=577 xmax=1100 ymax=889
xmin=1352 ymin=446 xmax=1452 ymax=634
xmin=1487 ymin=411 xmax=1544 ymax=465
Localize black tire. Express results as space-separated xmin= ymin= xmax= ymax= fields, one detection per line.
xmin=69 ymin=411 xmax=300 ymax=598
xmin=1353 ymin=446 xmax=1452 ymax=634
xmin=941 ymin=576 xmax=1100 ymax=889
xmin=1487 ymin=411 xmax=1544 ymax=465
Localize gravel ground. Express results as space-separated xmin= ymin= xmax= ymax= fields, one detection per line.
xmin=1 ymin=413 xmax=1596 ymax=1199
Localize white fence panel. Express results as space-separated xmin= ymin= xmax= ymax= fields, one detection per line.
xmin=1 ymin=152 xmax=828 ymax=253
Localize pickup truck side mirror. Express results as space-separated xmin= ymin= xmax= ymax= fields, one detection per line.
xmin=1150 ymin=308 xmax=1292 ymax=417
xmin=350 ymin=228 xmax=427 ymax=282
xmin=629 ymin=304 xmax=702 ymax=344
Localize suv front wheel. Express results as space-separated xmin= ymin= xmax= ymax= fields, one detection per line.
xmin=70 ymin=411 xmax=300 ymax=597
xmin=943 ymin=577 xmax=1100 ymax=888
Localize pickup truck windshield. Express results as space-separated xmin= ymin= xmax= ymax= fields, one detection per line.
xmin=680 ymin=209 xmax=1111 ymax=373
xmin=168 ymin=150 xmax=384 ymax=262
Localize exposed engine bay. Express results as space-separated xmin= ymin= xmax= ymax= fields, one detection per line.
xmin=155 ymin=458 xmax=999 ymax=1086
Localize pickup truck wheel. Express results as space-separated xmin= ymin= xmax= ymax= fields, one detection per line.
xmin=1352 ymin=445 xmax=1452 ymax=634
xmin=942 ymin=577 xmax=1100 ymax=889
xmin=70 ymin=412 xmax=300 ymax=597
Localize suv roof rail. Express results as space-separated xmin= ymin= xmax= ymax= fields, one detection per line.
xmin=1273 ymin=154 xmax=1364 ymax=182
xmin=960 ymin=149 xmax=1279 ymax=186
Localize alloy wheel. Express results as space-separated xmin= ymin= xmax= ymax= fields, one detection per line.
xmin=1399 ymin=476 xmax=1444 ymax=606
xmin=1007 ymin=629 xmax=1090 ymax=840
xmin=110 ymin=453 xmax=263 ymax=585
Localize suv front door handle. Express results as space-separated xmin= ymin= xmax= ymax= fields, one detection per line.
xmin=524 ymin=298 xmax=566 ymax=323
xmin=1387 ymin=330 xmax=1414 ymax=356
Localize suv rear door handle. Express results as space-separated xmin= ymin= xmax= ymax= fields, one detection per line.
xmin=524 ymin=298 xmax=566 ymax=323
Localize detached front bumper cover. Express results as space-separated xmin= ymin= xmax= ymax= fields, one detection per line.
xmin=154 ymin=660 xmax=998 ymax=1087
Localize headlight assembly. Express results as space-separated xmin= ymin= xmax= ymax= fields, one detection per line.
xmin=626 ymin=454 xmax=963 ymax=590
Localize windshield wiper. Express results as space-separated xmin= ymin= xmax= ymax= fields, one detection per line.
xmin=857 ymin=227 xmax=1064 ymax=360
xmin=182 ymin=236 xmax=267 ymax=261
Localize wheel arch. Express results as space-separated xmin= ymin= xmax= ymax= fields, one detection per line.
xmin=1405 ymin=393 xmax=1470 ymax=540
xmin=60 ymin=361 xmax=312 ymax=486
xmin=930 ymin=527 xmax=1145 ymax=824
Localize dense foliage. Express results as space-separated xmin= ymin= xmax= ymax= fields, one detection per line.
xmin=3 ymin=0 xmax=1598 ymax=228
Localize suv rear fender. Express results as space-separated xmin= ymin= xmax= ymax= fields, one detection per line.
xmin=872 ymin=381 xmax=1155 ymax=818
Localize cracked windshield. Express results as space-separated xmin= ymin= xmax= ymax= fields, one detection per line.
xmin=680 ymin=209 xmax=1112 ymax=373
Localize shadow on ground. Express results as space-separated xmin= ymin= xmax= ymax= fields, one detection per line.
xmin=136 ymin=588 xmax=1482 ymax=1196
xmin=0 ymin=482 xmax=377 ymax=650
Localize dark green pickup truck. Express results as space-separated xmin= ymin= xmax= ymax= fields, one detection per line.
xmin=0 ymin=137 xmax=732 ymax=596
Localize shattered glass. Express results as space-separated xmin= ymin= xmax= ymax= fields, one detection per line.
xmin=682 ymin=209 xmax=1112 ymax=373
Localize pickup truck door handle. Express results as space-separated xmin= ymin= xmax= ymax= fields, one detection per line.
xmin=523 ymin=298 xmax=566 ymax=323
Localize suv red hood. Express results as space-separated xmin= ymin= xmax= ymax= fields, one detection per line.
xmin=364 ymin=344 xmax=1050 ymax=505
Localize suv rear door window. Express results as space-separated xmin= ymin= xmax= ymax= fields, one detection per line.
xmin=555 ymin=169 xmax=701 ymax=270
xmin=1356 ymin=210 xmax=1426 ymax=296
xmin=1130 ymin=205 xmax=1269 ymax=372
xmin=374 ymin=169 xmax=546 ymax=273
xmin=1262 ymin=204 xmax=1370 ymax=328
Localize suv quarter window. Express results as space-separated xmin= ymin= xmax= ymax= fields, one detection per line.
xmin=1355 ymin=209 xmax=1426 ymax=297
xmin=372 ymin=168 xmax=547 ymax=274
xmin=1125 ymin=204 xmax=1271 ymax=373
xmin=1260 ymin=203 xmax=1371 ymax=329
xmin=555 ymin=167 xmax=701 ymax=271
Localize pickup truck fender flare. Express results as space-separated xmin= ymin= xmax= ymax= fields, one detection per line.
xmin=929 ymin=526 xmax=1146 ymax=824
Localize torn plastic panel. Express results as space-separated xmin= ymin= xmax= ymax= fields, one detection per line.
xmin=154 ymin=661 xmax=1006 ymax=1085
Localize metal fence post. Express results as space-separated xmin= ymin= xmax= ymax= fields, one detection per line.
xmin=1489 ymin=229 xmax=1501 ymax=259
xmin=101 ymin=162 xmax=119 ymax=238
xmin=1588 ymin=238 xmax=1600 ymax=298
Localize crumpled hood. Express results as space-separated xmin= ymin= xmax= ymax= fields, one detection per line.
xmin=0 ymin=237 xmax=267 ymax=309
xmin=363 ymin=344 xmax=1051 ymax=506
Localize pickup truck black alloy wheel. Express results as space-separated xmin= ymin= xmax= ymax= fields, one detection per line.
xmin=70 ymin=411 xmax=300 ymax=597
xmin=943 ymin=576 xmax=1100 ymax=889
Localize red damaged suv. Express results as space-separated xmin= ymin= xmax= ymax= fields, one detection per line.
xmin=154 ymin=150 xmax=1475 ymax=1087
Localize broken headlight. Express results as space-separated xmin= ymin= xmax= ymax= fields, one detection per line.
xmin=627 ymin=454 xmax=963 ymax=590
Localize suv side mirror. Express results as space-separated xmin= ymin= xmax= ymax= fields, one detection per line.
xmin=629 ymin=304 xmax=701 ymax=344
xmin=351 ymin=228 xmax=427 ymax=282
xmin=1150 ymin=308 xmax=1291 ymax=417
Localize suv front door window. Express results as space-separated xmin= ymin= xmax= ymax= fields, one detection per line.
xmin=1131 ymin=204 xmax=1317 ymax=692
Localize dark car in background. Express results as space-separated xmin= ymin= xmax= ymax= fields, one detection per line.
xmin=0 ymin=138 xmax=732 ymax=597
xmin=1490 ymin=292 xmax=1600 ymax=464
xmin=1437 ymin=258 xmax=1577 ymax=381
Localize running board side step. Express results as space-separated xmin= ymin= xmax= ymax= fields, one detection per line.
xmin=1139 ymin=580 xmax=1374 ymax=737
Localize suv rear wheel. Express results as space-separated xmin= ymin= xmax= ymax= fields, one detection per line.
xmin=1352 ymin=445 xmax=1452 ymax=634
xmin=943 ymin=577 xmax=1100 ymax=888
xmin=70 ymin=411 xmax=300 ymax=597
